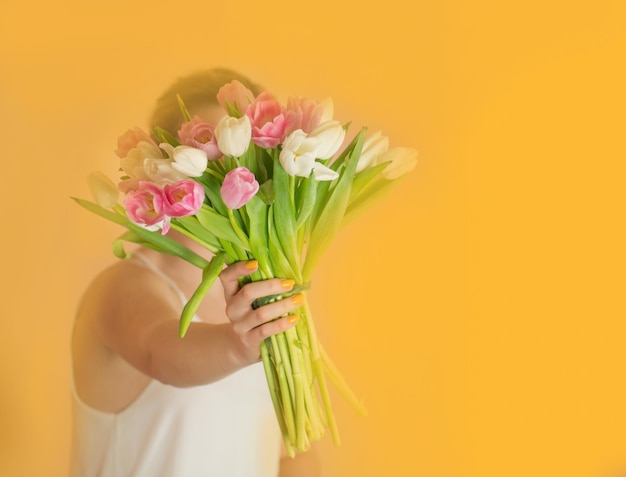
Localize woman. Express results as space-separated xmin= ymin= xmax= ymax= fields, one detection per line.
xmin=70 ymin=69 xmax=321 ymax=477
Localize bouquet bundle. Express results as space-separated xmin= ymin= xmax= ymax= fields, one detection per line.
xmin=75 ymin=80 xmax=417 ymax=456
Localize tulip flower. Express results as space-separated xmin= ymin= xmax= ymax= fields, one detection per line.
xmin=124 ymin=181 xmax=170 ymax=233
xmin=378 ymin=147 xmax=419 ymax=179
xmin=143 ymin=157 xmax=187 ymax=186
xmin=216 ymin=80 xmax=256 ymax=117
xmin=214 ymin=115 xmax=252 ymax=157
xmin=247 ymin=92 xmax=290 ymax=148
xmin=177 ymin=116 xmax=222 ymax=161
xmin=220 ymin=167 xmax=259 ymax=209
xmin=159 ymin=143 xmax=208 ymax=177
xmin=120 ymin=141 xmax=164 ymax=181
xmin=355 ymin=130 xmax=389 ymax=173
xmin=115 ymin=127 xmax=157 ymax=159
xmin=87 ymin=171 xmax=119 ymax=208
xmin=279 ymin=129 xmax=339 ymax=181
xmin=308 ymin=120 xmax=345 ymax=159
xmin=285 ymin=96 xmax=326 ymax=134
xmin=163 ymin=180 xmax=205 ymax=217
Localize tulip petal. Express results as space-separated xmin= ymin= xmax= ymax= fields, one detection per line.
xmin=311 ymin=162 xmax=339 ymax=181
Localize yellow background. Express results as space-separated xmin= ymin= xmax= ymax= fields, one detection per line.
xmin=1 ymin=1 xmax=625 ymax=476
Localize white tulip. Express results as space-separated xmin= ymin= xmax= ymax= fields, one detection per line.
xmin=355 ymin=130 xmax=389 ymax=173
xmin=312 ymin=162 xmax=339 ymax=181
xmin=214 ymin=115 xmax=252 ymax=157
xmin=377 ymin=147 xmax=419 ymax=180
xmin=163 ymin=144 xmax=208 ymax=177
xmin=143 ymin=157 xmax=187 ymax=185
xmin=308 ymin=120 xmax=345 ymax=159
xmin=279 ymin=130 xmax=320 ymax=178
xmin=87 ymin=171 xmax=119 ymax=208
xmin=120 ymin=141 xmax=163 ymax=180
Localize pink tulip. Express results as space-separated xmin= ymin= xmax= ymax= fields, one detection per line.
xmin=216 ymin=80 xmax=256 ymax=117
xmin=163 ymin=180 xmax=205 ymax=218
xmin=284 ymin=96 xmax=325 ymax=134
xmin=115 ymin=127 xmax=157 ymax=159
xmin=177 ymin=116 xmax=222 ymax=161
xmin=124 ymin=181 xmax=170 ymax=233
xmin=220 ymin=167 xmax=259 ymax=209
xmin=246 ymin=92 xmax=291 ymax=148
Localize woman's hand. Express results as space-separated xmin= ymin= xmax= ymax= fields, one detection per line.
xmin=220 ymin=259 xmax=303 ymax=365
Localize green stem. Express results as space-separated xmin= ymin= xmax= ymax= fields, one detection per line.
xmin=270 ymin=334 xmax=297 ymax=446
xmin=204 ymin=167 xmax=225 ymax=181
xmin=227 ymin=208 xmax=251 ymax=250
xmin=284 ymin=325 xmax=307 ymax=450
xmin=261 ymin=340 xmax=294 ymax=457
xmin=303 ymin=300 xmax=341 ymax=445
xmin=319 ymin=344 xmax=368 ymax=417
xmin=169 ymin=222 xmax=219 ymax=254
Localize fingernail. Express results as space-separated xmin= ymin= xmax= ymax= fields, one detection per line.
xmin=287 ymin=314 xmax=299 ymax=325
xmin=281 ymin=279 xmax=295 ymax=289
xmin=245 ymin=260 xmax=258 ymax=270
xmin=291 ymin=294 xmax=304 ymax=305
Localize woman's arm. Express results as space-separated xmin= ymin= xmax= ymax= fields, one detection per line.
xmin=87 ymin=259 xmax=301 ymax=388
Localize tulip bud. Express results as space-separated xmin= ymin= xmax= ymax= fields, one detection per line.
xmin=308 ymin=120 xmax=346 ymax=159
xmin=220 ymin=167 xmax=259 ymax=209
xmin=356 ymin=130 xmax=389 ymax=173
xmin=378 ymin=147 xmax=419 ymax=180
xmin=216 ymin=80 xmax=256 ymax=118
xmin=214 ymin=115 xmax=252 ymax=157
xmin=87 ymin=171 xmax=119 ymax=208
xmin=163 ymin=180 xmax=205 ymax=217
xmin=169 ymin=145 xmax=208 ymax=177
xmin=124 ymin=181 xmax=170 ymax=233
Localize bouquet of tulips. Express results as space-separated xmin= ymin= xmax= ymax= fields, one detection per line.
xmin=74 ymin=80 xmax=417 ymax=455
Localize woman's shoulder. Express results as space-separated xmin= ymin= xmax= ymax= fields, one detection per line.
xmin=78 ymin=254 xmax=180 ymax=321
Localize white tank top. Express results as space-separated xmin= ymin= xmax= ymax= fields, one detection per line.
xmin=69 ymin=254 xmax=281 ymax=477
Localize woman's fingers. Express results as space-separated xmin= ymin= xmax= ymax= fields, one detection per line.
xmin=231 ymin=293 xmax=304 ymax=334
xmin=247 ymin=314 xmax=300 ymax=348
xmin=220 ymin=259 xmax=303 ymax=362
xmin=219 ymin=259 xmax=259 ymax=299
xmin=227 ymin=279 xmax=295 ymax=316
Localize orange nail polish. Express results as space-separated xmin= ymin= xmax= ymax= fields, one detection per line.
xmin=281 ymin=279 xmax=295 ymax=289
xmin=287 ymin=314 xmax=299 ymax=325
xmin=291 ymin=294 xmax=304 ymax=305
xmin=245 ymin=260 xmax=258 ymax=270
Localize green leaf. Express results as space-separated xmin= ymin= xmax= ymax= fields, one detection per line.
xmin=72 ymin=197 xmax=209 ymax=268
xmin=295 ymin=175 xmax=317 ymax=229
xmin=272 ymin=156 xmax=300 ymax=280
xmin=246 ymin=196 xmax=272 ymax=277
xmin=196 ymin=206 xmax=249 ymax=251
xmin=255 ymin=146 xmax=273 ymax=184
xmin=348 ymin=161 xmax=390 ymax=202
xmin=330 ymin=129 xmax=363 ymax=172
xmin=238 ymin=143 xmax=259 ymax=177
xmin=258 ymin=179 xmax=276 ymax=205
xmin=176 ymin=94 xmax=192 ymax=122
xmin=179 ymin=253 xmax=227 ymax=337
xmin=198 ymin=172 xmax=228 ymax=216
xmin=302 ymin=128 xmax=367 ymax=281
xmin=153 ymin=127 xmax=180 ymax=146
xmin=172 ymin=216 xmax=223 ymax=253
xmin=112 ymin=233 xmax=133 ymax=259
xmin=268 ymin=204 xmax=296 ymax=279
xmin=112 ymin=230 xmax=159 ymax=259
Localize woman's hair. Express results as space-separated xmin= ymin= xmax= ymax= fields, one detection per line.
xmin=149 ymin=68 xmax=263 ymax=134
